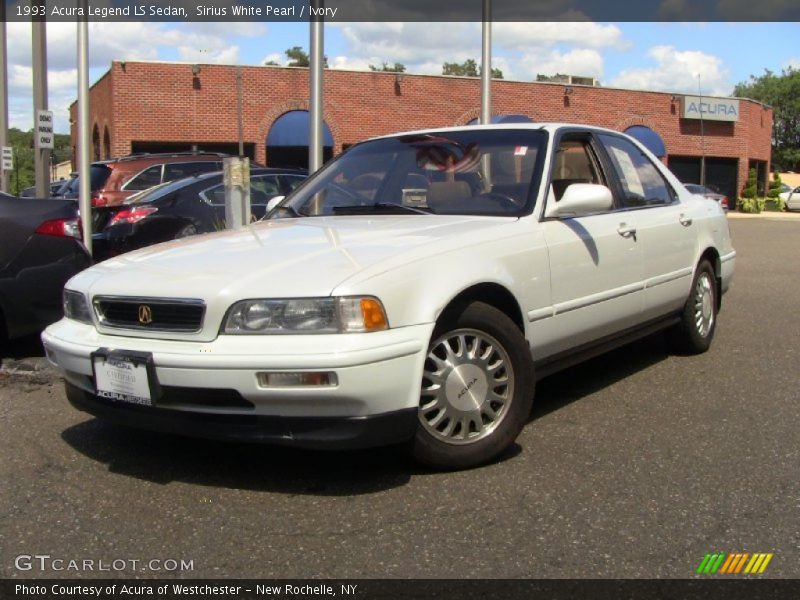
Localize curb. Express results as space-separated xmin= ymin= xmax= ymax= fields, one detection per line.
xmin=727 ymin=211 xmax=800 ymax=220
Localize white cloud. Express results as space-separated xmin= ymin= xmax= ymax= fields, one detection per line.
xmin=329 ymin=21 xmax=622 ymax=82
xmin=329 ymin=55 xmax=374 ymax=71
xmin=609 ymin=45 xmax=731 ymax=96
xmin=515 ymin=49 xmax=604 ymax=81
xmin=785 ymin=57 xmax=800 ymax=70
xmin=493 ymin=22 xmax=628 ymax=51
xmin=337 ymin=22 xmax=481 ymax=66
xmin=262 ymin=52 xmax=286 ymax=66
xmin=5 ymin=21 xmax=261 ymax=130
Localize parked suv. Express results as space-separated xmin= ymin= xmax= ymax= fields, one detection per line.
xmin=61 ymin=152 xmax=229 ymax=207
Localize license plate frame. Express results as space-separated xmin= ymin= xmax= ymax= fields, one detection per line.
xmin=91 ymin=348 xmax=161 ymax=406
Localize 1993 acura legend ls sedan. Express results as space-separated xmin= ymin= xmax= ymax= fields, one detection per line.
xmin=42 ymin=124 xmax=735 ymax=469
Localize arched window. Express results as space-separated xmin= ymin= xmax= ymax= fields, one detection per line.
xmin=103 ymin=127 xmax=111 ymax=159
xmin=92 ymin=125 xmax=101 ymax=161
xmin=624 ymin=125 xmax=667 ymax=158
xmin=266 ymin=111 xmax=334 ymax=169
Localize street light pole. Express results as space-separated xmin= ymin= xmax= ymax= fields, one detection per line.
xmin=77 ymin=2 xmax=92 ymax=255
xmin=309 ymin=0 xmax=324 ymax=174
xmin=0 ymin=3 xmax=9 ymax=193
xmin=698 ymin=74 xmax=706 ymax=187
xmin=480 ymin=0 xmax=491 ymax=126
xmin=32 ymin=19 xmax=51 ymax=197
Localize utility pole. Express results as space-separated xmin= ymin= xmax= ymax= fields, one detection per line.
xmin=0 ymin=2 xmax=9 ymax=193
xmin=309 ymin=0 xmax=324 ymax=173
xmin=32 ymin=19 xmax=51 ymax=197
xmin=698 ymin=74 xmax=706 ymax=187
xmin=236 ymin=67 xmax=244 ymax=157
xmin=480 ymin=0 xmax=492 ymax=126
xmin=77 ymin=1 xmax=92 ymax=254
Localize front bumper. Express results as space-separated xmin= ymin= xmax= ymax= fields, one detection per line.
xmin=43 ymin=319 xmax=434 ymax=448
xmin=65 ymin=382 xmax=418 ymax=449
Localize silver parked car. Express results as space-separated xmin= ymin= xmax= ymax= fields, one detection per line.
xmin=684 ymin=184 xmax=729 ymax=211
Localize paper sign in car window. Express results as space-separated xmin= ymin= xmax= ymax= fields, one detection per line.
xmin=610 ymin=146 xmax=645 ymax=197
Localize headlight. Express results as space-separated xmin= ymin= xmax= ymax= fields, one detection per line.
xmin=63 ymin=289 xmax=93 ymax=324
xmin=222 ymin=297 xmax=388 ymax=334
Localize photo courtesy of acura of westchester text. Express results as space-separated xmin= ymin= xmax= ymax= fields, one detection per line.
xmin=1 ymin=0 xmax=799 ymax=597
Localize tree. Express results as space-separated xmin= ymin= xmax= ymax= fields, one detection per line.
xmin=5 ymin=127 xmax=71 ymax=195
xmin=733 ymin=67 xmax=800 ymax=171
xmin=279 ymin=46 xmax=328 ymax=68
xmin=369 ymin=62 xmax=406 ymax=73
xmin=442 ymin=59 xmax=503 ymax=79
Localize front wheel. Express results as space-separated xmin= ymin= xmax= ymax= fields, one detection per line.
xmin=670 ymin=260 xmax=717 ymax=354
xmin=412 ymin=302 xmax=535 ymax=470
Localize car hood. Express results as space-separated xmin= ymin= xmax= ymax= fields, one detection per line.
xmin=73 ymin=215 xmax=512 ymax=301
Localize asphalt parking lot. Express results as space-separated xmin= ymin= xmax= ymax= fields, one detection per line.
xmin=1 ymin=218 xmax=798 ymax=580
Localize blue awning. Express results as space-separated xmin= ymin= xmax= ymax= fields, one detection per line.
xmin=267 ymin=111 xmax=334 ymax=147
xmin=624 ymin=125 xmax=667 ymax=158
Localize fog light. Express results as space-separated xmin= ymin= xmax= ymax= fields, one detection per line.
xmin=257 ymin=372 xmax=338 ymax=388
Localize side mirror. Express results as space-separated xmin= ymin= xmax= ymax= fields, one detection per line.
xmin=547 ymin=183 xmax=613 ymax=218
xmin=266 ymin=195 xmax=285 ymax=212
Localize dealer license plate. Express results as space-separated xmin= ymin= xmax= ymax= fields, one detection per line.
xmin=92 ymin=350 xmax=157 ymax=406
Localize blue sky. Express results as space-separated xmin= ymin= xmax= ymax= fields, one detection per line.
xmin=5 ymin=21 xmax=800 ymax=134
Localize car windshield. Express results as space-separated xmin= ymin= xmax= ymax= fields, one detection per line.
xmin=273 ymin=129 xmax=547 ymax=218
xmin=685 ymin=184 xmax=704 ymax=193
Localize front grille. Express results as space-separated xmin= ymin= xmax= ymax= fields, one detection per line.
xmin=94 ymin=296 xmax=205 ymax=332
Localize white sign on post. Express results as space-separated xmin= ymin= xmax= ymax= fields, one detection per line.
xmin=36 ymin=110 xmax=55 ymax=149
xmin=1 ymin=146 xmax=12 ymax=171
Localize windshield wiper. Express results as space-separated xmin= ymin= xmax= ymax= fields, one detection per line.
xmin=332 ymin=202 xmax=432 ymax=215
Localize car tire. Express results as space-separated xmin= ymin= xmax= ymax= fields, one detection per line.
xmin=670 ymin=260 xmax=717 ymax=355
xmin=174 ymin=223 xmax=198 ymax=239
xmin=412 ymin=302 xmax=535 ymax=470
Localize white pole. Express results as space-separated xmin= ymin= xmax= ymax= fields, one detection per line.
xmin=77 ymin=9 xmax=92 ymax=255
xmin=32 ymin=20 xmax=50 ymax=197
xmin=309 ymin=0 xmax=324 ymax=173
xmin=481 ymin=0 xmax=492 ymax=125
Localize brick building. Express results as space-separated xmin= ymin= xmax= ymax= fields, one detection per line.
xmin=70 ymin=60 xmax=773 ymax=206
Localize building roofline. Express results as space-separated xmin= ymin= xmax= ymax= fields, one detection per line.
xmin=93 ymin=59 xmax=770 ymax=109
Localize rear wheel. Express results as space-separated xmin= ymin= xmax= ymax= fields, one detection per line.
xmin=670 ymin=260 xmax=717 ymax=354
xmin=412 ymin=302 xmax=535 ymax=470
xmin=174 ymin=223 xmax=198 ymax=239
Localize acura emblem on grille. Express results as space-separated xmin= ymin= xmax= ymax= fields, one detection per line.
xmin=138 ymin=305 xmax=153 ymax=325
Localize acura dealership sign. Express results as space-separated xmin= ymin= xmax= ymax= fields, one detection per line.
xmin=681 ymin=96 xmax=740 ymax=122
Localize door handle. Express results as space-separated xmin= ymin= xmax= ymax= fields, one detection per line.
xmin=679 ymin=214 xmax=693 ymax=226
xmin=617 ymin=223 xmax=637 ymax=240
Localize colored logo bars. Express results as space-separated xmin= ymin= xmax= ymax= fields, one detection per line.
xmin=697 ymin=552 xmax=773 ymax=575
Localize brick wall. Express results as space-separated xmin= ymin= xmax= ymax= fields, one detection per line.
xmin=71 ymin=61 xmax=773 ymax=194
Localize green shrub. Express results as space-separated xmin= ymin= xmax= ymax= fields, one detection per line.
xmin=768 ymin=172 xmax=782 ymax=200
xmin=764 ymin=197 xmax=785 ymax=211
xmin=738 ymin=197 xmax=765 ymax=213
xmin=742 ymin=167 xmax=759 ymax=200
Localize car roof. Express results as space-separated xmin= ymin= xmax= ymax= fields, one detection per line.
xmin=363 ymin=122 xmax=627 ymax=143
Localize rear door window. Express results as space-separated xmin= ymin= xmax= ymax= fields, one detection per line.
xmin=164 ymin=161 xmax=221 ymax=182
xmin=123 ymin=165 xmax=163 ymax=191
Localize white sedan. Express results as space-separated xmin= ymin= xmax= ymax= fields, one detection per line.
xmin=43 ymin=124 xmax=735 ymax=470
xmin=780 ymin=186 xmax=800 ymax=211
